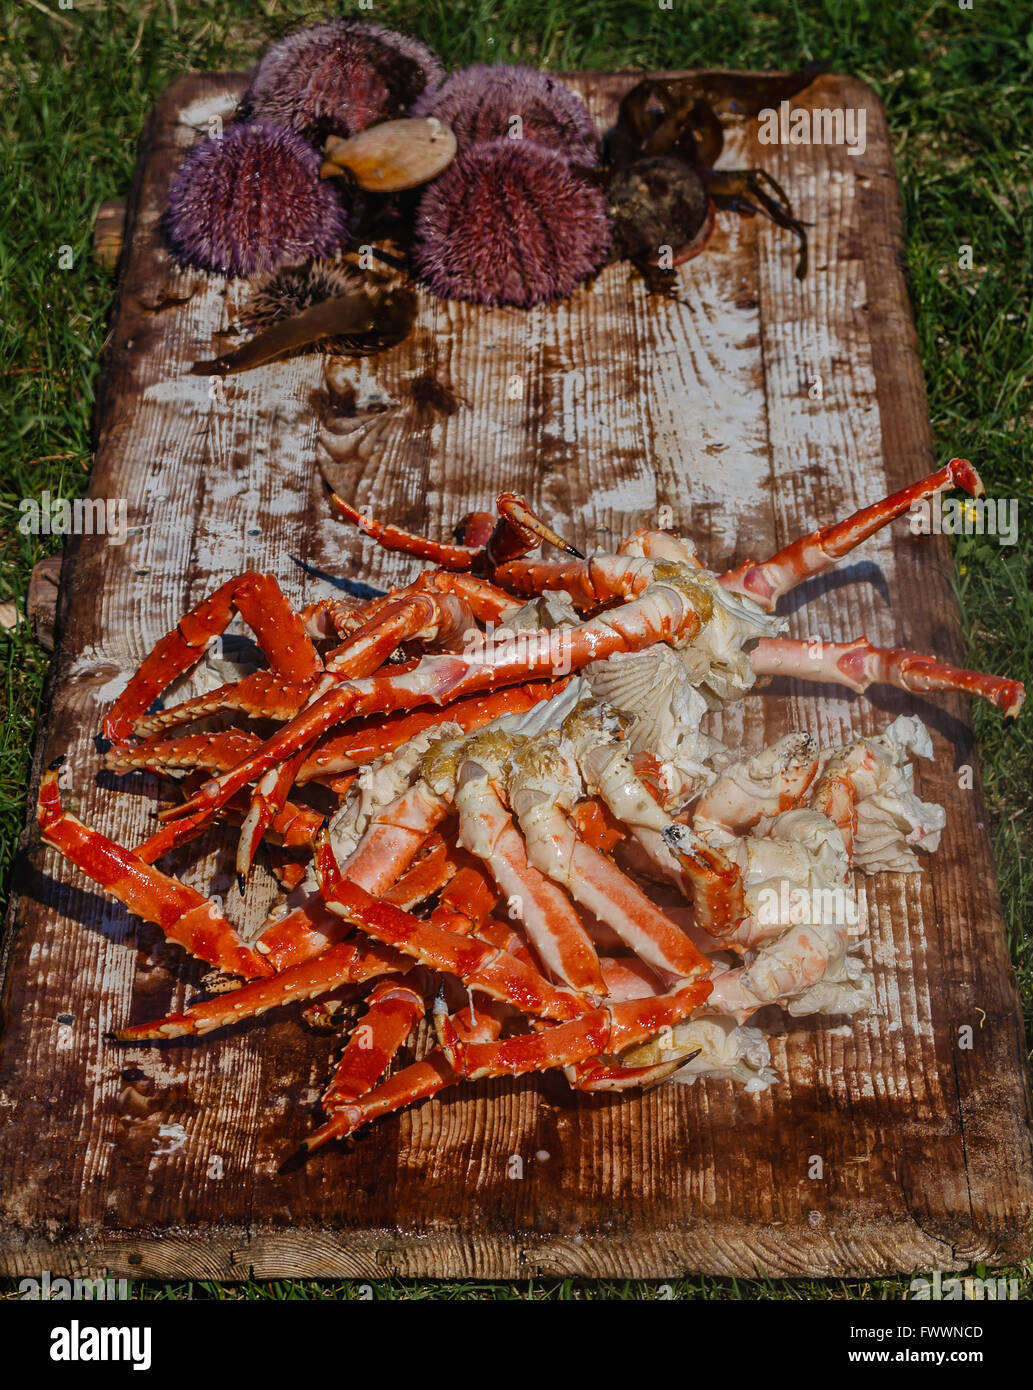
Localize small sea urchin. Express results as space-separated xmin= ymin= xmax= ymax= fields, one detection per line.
xmin=413 ymin=139 xmax=612 ymax=308
xmin=165 ymin=123 xmax=350 ymax=277
xmin=412 ymin=64 xmax=599 ymax=163
xmin=242 ymin=21 xmax=444 ymax=142
xmin=241 ymin=261 xmax=364 ymax=330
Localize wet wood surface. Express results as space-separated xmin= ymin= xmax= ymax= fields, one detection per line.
xmin=1 ymin=69 xmax=1031 ymax=1280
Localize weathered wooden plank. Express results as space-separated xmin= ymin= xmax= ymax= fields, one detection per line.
xmin=0 ymin=68 xmax=1030 ymax=1281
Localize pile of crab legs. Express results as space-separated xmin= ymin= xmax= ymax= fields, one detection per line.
xmin=38 ymin=456 xmax=1024 ymax=1157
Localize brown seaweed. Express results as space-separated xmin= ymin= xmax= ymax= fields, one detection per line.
xmin=192 ymin=288 xmax=417 ymax=376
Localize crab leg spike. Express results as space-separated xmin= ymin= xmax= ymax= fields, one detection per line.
xmin=719 ymin=459 xmax=984 ymax=611
xmin=750 ymin=636 xmax=1025 ymax=718
xmin=322 ymin=981 xmax=425 ymax=1110
xmin=37 ymin=767 xmax=272 ymax=979
xmin=114 ymin=940 xmax=407 ymax=1041
xmin=104 ymin=572 xmax=322 ymax=743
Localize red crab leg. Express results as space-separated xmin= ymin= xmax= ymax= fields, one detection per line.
xmin=339 ymin=782 xmax=452 ymax=896
xmin=296 ymin=681 xmax=563 ymax=783
xmin=428 ymin=851 xmax=498 ymax=932
xmin=328 ymin=491 xmax=482 ymax=569
xmin=37 ymin=767 xmax=272 ymax=979
xmin=104 ymin=730 xmax=263 ymax=777
xmin=425 ymin=571 xmax=525 ymax=624
xmin=259 ymin=793 xmax=453 ymax=970
xmin=492 ymin=554 xmax=656 ymax=610
xmin=750 ymin=636 xmax=1025 ymax=717
xmin=258 ymin=895 xmax=349 ymax=973
xmin=127 ymin=670 xmax=317 ymax=740
xmin=381 ymin=833 xmax=455 ymax=909
xmin=104 ymin=572 xmax=322 ymax=743
xmin=114 ymin=939 xmax=408 ymax=1041
xmin=719 ymin=459 xmax=984 ymax=610
xmin=560 ymin=832 xmax=711 ymax=982
xmin=322 ymin=981 xmax=426 ymax=1109
xmin=323 ymin=583 xmax=477 ymax=676
xmin=316 ymin=837 xmax=586 ymax=1022
xmin=300 ymin=1000 xmax=507 ymax=1153
xmin=455 ymin=756 xmax=606 ymax=998
xmin=134 ymin=785 xmax=323 ymax=865
xmin=234 ymin=745 xmax=312 ymax=888
xmin=163 ymin=581 xmax=708 ymax=827
xmin=437 ymin=979 xmax=712 ymax=1081
xmin=328 ymin=490 xmax=580 ymax=573
xmin=566 ymin=1058 xmax=687 ymax=1091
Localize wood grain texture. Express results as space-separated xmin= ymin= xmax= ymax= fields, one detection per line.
xmin=1 ymin=70 xmax=1031 ymax=1281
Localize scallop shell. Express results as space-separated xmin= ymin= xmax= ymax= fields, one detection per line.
xmin=322 ymin=118 xmax=457 ymax=191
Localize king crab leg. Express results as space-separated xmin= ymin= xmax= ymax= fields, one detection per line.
xmin=321 ymin=980 xmax=426 ymax=1109
xmin=328 ymin=488 xmax=581 ymax=572
xmin=295 ymin=681 xmax=564 ymax=783
xmin=719 ymin=459 xmax=984 ymax=610
xmin=435 ymin=979 xmax=712 ymax=1082
xmin=299 ymin=999 xmax=508 ymax=1154
xmin=37 ymin=766 xmax=272 ymax=980
xmin=750 ymin=636 xmax=1025 ymax=717
xmin=453 ymin=735 xmax=607 ymax=998
xmin=114 ymin=938 xmax=408 ymax=1041
xmin=104 ymin=572 xmax=322 ymax=744
xmin=506 ymin=734 xmax=711 ymax=983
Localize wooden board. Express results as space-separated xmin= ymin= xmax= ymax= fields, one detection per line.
xmin=2 ymin=69 xmax=1031 ymax=1281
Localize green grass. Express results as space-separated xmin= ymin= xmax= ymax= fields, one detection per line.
xmin=1 ymin=0 xmax=1031 ymax=1300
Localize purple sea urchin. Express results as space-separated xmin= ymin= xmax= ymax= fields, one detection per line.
xmin=165 ymin=123 xmax=350 ymax=278
xmin=242 ymin=21 xmax=444 ymax=142
xmin=412 ymin=64 xmax=600 ymax=163
xmin=413 ymin=139 xmax=612 ymax=308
